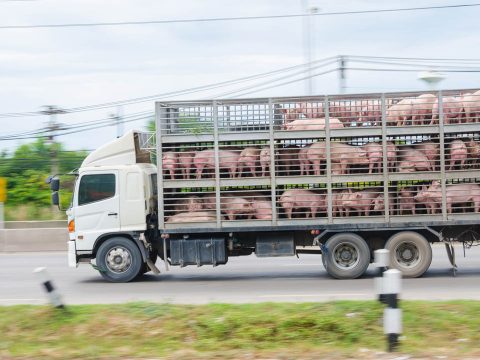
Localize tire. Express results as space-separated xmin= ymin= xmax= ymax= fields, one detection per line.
xmin=322 ymin=233 xmax=370 ymax=279
xmin=385 ymin=231 xmax=432 ymax=278
xmin=96 ymin=237 xmax=143 ymax=283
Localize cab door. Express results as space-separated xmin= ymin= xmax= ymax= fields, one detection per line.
xmin=73 ymin=171 xmax=120 ymax=251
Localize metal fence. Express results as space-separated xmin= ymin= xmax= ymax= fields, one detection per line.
xmin=151 ymin=89 xmax=480 ymax=230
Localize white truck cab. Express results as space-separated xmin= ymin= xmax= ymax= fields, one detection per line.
xmin=66 ymin=131 xmax=158 ymax=282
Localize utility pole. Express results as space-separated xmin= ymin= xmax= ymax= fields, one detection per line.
xmin=110 ymin=105 xmax=124 ymax=138
xmin=302 ymin=1 xmax=318 ymax=95
xmin=339 ymin=55 xmax=347 ymax=94
xmin=41 ymin=105 xmax=65 ymax=181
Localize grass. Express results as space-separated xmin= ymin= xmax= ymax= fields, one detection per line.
xmin=4 ymin=204 xmax=66 ymax=221
xmin=0 ymin=301 xmax=479 ymax=359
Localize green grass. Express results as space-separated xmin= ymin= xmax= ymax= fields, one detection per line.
xmin=1 ymin=301 xmax=479 ymax=359
xmin=4 ymin=204 xmax=66 ymax=221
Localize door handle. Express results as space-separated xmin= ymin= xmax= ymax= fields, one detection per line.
xmin=108 ymin=212 xmax=118 ymax=216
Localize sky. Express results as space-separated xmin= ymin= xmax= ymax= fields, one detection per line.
xmin=1 ymin=0 xmax=480 ymax=153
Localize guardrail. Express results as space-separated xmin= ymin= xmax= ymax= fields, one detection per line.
xmin=0 ymin=221 xmax=67 ymax=252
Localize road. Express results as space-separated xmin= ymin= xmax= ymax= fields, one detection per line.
xmin=1 ymin=244 xmax=479 ymax=305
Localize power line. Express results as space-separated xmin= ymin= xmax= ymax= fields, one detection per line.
xmin=0 ymin=3 xmax=478 ymax=29
xmin=0 ymin=57 xmax=337 ymax=118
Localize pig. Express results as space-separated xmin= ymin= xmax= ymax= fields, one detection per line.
xmin=201 ymin=194 xmax=216 ymax=210
xmin=411 ymin=94 xmax=435 ymax=125
xmin=250 ymin=197 xmax=273 ymax=220
xmin=414 ymin=141 xmax=439 ymax=170
xmin=278 ymin=146 xmax=299 ymax=176
xmin=431 ymin=96 xmax=464 ymax=125
xmin=357 ymin=99 xmax=394 ymax=126
xmin=462 ymin=90 xmax=480 ymax=123
xmin=280 ymin=107 xmax=302 ymax=127
xmin=448 ymin=139 xmax=468 ymax=170
xmin=342 ymin=189 xmax=380 ymax=216
xmin=162 ymin=152 xmax=177 ymax=180
xmin=297 ymin=102 xmax=325 ymax=119
xmin=259 ymin=147 xmax=271 ymax=177
xmin=398 ymin=160 xmax=416 ymax=173
xmin=284 ymin=118 xmax=344 ymax=131
xmin=399 ymin=148 xmax=432 ymax=171
xmin=414 ymin=183 xmax=441 ymax=214
xmin=373 ymin=193 xmax=395 ymax=215
xmin=193 ymin=149 xmax=240 ymax=179
xmin=399 ymin=187 xmax=417 ymax=215
xmin=364 ymin=142 xmax=383 ymax=174
xmin=221 ymin=196 xmax=254 ymax=220
xmin=279 ymin=189 xmax=326 ymax=219
xmin=306 ymin=141 xmax=326 ymax=176
xmin=415 ymin=181 xmax=480 ymax=214
xmin=173 ymin=196 xmax=203 ymax=212
xmin=466 ymin=138 xmax=480 ymax=167
xmin=358 ymin=102 xmax=382 ymax=127
xmin=332 ymin=190 xmax=349 ymax=217
xmin=238 ymin=147 xmax=260 ymax=177
xmin=445 ymin=183 xmax=480 ymax=213
xmin=329 ymin=100 xmax=366 ymax=126
xmin=167 ymin=211 xmax=217 ymax=223
xmin=386 ymin=141 xmax=398 ymax=172
xmin=330 ymin=143 xmax=370 ymax=175
xmin=177 ymin=151 xmax=194 ymax=179
xmin=298 ymin=145 xmax=312 ymax=176
xmin=386 ymin=98 xmax=414 ymax=126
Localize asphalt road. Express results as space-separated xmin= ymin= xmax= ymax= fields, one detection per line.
xmin=1 ymin=244 xmax=480 ymax=306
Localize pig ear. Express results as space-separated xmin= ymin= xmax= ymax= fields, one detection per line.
xmin=280 ymin=108 xmax=288 ymax=114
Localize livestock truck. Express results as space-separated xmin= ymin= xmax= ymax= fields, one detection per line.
xmin=51 ymin=89 xmax=480 ymax=282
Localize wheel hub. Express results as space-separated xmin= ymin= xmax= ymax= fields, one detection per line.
xmin=106 ymin=247 xmax=132 ymax=273
xmin=333 ymin=243 xmax=359 ymax=269
xmin=396 ymin=242 xmax=419 ymax=267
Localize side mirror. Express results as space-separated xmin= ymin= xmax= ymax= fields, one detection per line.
xmin=50 ymin=178 xmax=60 ymax=192
xmin=52 ymin=192 xmax=59 ymax=206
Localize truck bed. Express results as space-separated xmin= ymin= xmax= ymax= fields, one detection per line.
xmin=149 ymin=89 xmax=480 ymax=232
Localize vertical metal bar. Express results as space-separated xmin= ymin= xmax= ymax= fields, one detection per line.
xmin=213 ymin=101 xmax=222 ymax=227
xmin=155 ymin=102 xmax=165 ymax=229
xmin=438 ymin=91 xmax=447 ymax=220
xmin=269 ymin=99 xmax=278 ymax=225
xmin=324 ymin=96 xmax=333 ymax=223
xmin=381 ymin=94 xmax=390 ymax=222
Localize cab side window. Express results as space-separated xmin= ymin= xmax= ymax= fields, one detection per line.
xmin=78 ymin=174 xmax=115 ymax=206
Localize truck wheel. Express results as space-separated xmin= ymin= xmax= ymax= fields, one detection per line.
xmin=96 ymin=237 xmax=143 ymax=283
xmin=385 ymin=231 xmax=432 ymax=278
xmin=323 ymin=233 xmax=370 ymax=279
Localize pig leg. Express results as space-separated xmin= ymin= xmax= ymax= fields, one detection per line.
xmin=237 ymin=165 xmax=244 ymax=178
xmin=169 ymin=169 xmax=175 ymax=180
xmin=312 ymin=160 xmax=321 ymax=176
xmin=229 ymin=165 xmax=237 ymax=178
xmin=249 ymin=165 xmax=257 ymax=177
xmin=196 ymin=165 xmax=204 ymax=180
xmin=310 ymin=207 xmax=318 ymax=219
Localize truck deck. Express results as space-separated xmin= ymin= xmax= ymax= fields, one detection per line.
xmin=144 ymin=89 xmax=480 ymax=234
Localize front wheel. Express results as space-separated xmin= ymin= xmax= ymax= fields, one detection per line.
xmin=385 ymin=231 xmax=432 ymax=278
xmin=96 ymin=237 xmax=143 ymax=283
xmin=322 ymin=233 xmax=370 ymax=279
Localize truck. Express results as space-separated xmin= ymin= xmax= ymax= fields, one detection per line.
xmin=50 ymin=89 xmax=480 ymax=282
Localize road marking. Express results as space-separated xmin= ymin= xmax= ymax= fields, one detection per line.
xmin=259 ymin=293 xmax=368 ymax=298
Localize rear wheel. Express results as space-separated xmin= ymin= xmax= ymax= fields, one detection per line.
xmin=96 ymin=237 xmax=143 ymax=283
xmin=322 ymin=233 xmax=370 ymax=279
xmin=385 ymin=231 xmax=432 ymax=278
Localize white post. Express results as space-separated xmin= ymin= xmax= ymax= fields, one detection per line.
xmin=374 ymin=250 xmax=402 ymax=352
xmin=34 ymin=267 xmax=65 ymax=309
